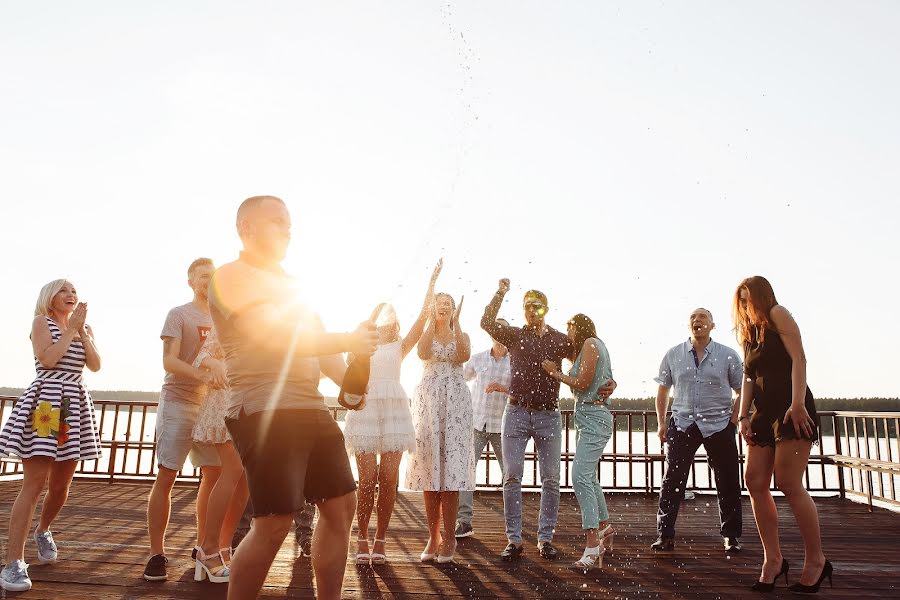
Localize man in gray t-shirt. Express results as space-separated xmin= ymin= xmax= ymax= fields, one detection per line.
xmin=160 ymin=301 xmax=212 ymax=402
xmin=143 ymin=258 xmax=223 ymax=582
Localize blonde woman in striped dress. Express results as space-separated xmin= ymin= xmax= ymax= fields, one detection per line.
xmin=0 ymin=280 xmax=102 ymax=592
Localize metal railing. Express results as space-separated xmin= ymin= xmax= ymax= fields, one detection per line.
xmin=2 ymin=395 xmax=897 ymax=503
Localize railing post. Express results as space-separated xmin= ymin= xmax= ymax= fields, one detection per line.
xmin=834 ymin=415 xmax=845 ymax=500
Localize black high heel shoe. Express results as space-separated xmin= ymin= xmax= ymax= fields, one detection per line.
xmin=788 ymin=560 xmax=833 ymax=594
xmin=751 ymin=558 xmax=790 ymax=593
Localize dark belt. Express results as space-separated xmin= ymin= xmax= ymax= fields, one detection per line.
xmin=508 ymin=397 xmax=558 ymax=412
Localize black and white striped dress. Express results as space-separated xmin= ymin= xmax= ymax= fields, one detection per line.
xmin=0 ymin=317 xmax=102 ymax=461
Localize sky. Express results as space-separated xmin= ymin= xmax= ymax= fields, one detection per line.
xmin=1 ymin=1 xmax=898 ymax=400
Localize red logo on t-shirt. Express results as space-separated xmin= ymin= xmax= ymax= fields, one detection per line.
xmin=198 ymin=326 xmax=211 ymax=340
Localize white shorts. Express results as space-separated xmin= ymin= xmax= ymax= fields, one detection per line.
xmin=156 ymin=392 xmax=220 ymax=471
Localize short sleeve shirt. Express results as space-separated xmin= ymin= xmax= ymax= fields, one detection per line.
xmin=209 ymin=254 xmax=327 ymax=418
xmin=653 ymin=338 xmax=743 ymax=437
xmin=160 ymin=302 xmax=212 ymax=403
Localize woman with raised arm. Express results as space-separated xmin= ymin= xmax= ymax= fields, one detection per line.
xmin=0 ymin=280 xmax=102 ymax=593
xmin=405 ymin=287 xmax=473 ymax=564
xmin=343 ymin=260 xmax=442 ymax=565
xmin=734 ymin=276 xmax=830 ymax=594
xmin=542 ymin=314 xmax=615 ymax=571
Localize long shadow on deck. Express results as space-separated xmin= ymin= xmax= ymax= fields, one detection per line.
xmin=0 ymin=481 xmax=898 ymax=599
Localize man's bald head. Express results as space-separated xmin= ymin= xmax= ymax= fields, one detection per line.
xmin=235 ymin=195 xmax=291 ymax=263
xmin=236 ymin=195 xmax=285 ymax=234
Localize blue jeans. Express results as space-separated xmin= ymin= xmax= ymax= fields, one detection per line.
xmin=457 ymin=427 xmax=504 ymax=526
xmin=572 ymin=403 xmax=613 ymax=529
xmin=501 ymin=404 xmax=562 ymax=544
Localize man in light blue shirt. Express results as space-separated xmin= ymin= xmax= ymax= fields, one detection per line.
xmin=652 ymin=308 xmax=743 ymax=553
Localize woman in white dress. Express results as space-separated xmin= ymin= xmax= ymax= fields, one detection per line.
xmin=190 ymin=326 xmax=249 ymax=582
xmin=344 ymin=260 xmax=442 ymax=565
xmin=405 ymin=291 xmax=473 ymax=564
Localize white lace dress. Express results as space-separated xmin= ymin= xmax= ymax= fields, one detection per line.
xmin=343 ymin=340 xmax=416 ymax=455
xmin=404 ymin=340 xmax=475 ymax=491
xmin=191 ymin=328 xmax=230 ymax=444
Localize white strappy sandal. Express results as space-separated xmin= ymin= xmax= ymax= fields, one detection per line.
xmin=370 ymin=538 xmax=387 ymax=565
xmin=194 ymin=548 xmax=229 ymax=583
xmin=355 ymin=537 xmax=371 ymax=565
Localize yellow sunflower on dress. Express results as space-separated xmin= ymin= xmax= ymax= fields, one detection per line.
xmin=32 ymin=401 xmax=60 ymax=438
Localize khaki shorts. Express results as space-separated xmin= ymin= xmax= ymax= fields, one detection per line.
xmin=155 ymin=392 xmax=220 ymax=471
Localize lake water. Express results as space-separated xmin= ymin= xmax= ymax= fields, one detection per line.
xmin=3 ymin=403 xmax=896 ymax=496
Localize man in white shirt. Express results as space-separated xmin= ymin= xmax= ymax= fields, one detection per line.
xmin=455 ymin=319 xmax=512 ymax=539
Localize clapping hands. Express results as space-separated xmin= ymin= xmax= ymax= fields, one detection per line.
xmin=70 ymin=302 xmax=88 ymax=334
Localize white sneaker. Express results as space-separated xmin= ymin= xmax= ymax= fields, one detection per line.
xmin=34 ymin=528 xmax=58 ymax=564
xmin=1 ymin=559 xmax=33 ymax=592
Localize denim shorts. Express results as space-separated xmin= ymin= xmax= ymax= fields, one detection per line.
xmin=155 ymin=392 xmax=219 ymax=470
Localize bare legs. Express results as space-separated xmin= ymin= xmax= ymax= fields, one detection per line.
xmin=226 ymin=491 xmax=355 ymax=600
xmin=354 ymin=451 xmax=403 ymax=557
xmin=37 ymin=460 xmax=78 ymax=532
xmin=354 ymin=453 xmax=377 ymax=555
xmin=148 ymin=464 xmax=217 ymax=556
xmin=227 ymin=513 xmax=292 ymax=600
xmin=147 ymin=466 xmax=179 ymax=556
xmin=421 ymin=490 xmax=458 ymax=556
xmin=5 ymin=457 xmax=78 ymax=563
xmin=200 ymin=443 xmax=249 ymax=557
xmin=745 ymin=440 xmax=825 ymax=585
xmin=195 ymin=465 xmax=221 ymax=547
xmin=311 ymin=491 xmax=356 ymax=599
xmin=774 ymin=440 xmax=826 ymax=584
xmin=422 ymin=491 xmax=442 ymax=556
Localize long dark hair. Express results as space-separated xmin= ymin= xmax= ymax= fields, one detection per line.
xmin=732 ymin=275 xmax=779 ymax=346
xmin=567 ymin=313 xmax=597 ymax=358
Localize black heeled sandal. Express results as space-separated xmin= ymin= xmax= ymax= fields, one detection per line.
xmin=751 ymin=558 xmax=789 ymax=593
xmin=788 ymin=560 xmax=833 ymax=594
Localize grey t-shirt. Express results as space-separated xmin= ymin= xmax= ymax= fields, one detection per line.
xmin=209 ymin=256 xmax=328 ymax=417
xmin=160 ymin=302 xmax=212 ymax=403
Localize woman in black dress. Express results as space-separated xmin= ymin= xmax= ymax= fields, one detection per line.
xmin=734 ymin=276 xmax=830 ymax=594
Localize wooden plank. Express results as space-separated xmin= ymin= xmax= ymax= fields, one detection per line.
xmin=0 ymin=481 xmax=898 ymax=598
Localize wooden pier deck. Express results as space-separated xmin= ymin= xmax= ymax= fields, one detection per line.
xmin=1 ymin=480 xmax=898 ymax=599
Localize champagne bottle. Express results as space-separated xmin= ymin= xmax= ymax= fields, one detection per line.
xmin=337 ymin=305 xmax=384 ymax=411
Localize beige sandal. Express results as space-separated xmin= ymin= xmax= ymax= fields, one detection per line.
xmin=355 ymin=537 xmax=371 ymax=565
xmin=370 ymin=538 xmax=387 ymax=565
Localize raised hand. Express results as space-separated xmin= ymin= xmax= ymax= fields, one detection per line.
xmin=498 ymin=278 xmax=510 ymax=294
xmin=452 ymin=295 xmax=464 ymax=326
xmin=429 ymin=259 xmax=443 ymax=290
